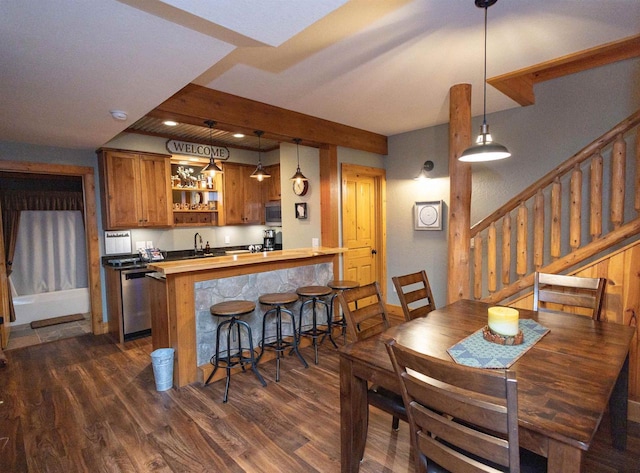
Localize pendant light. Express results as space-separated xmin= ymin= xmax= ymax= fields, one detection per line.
xmin=250 ymin=130 xmax=271 ymax=181
xmin=290 ymin=138 xmax=308 ymax=182
xmin=202 ymin=120 xmax=224 ymax=175
xmin=459 ymin=0 xmax=511 ymax=162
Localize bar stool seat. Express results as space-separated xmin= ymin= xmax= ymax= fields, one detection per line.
xmin=205 ymin=300 xmax=266 ymax=403
xmin=296 ymin=285 xmax=334 ymax=364
xmin=327 ymin=280 xmax=359 ymax=344
xmin=257 ymin=292 xmax=308 ymax=381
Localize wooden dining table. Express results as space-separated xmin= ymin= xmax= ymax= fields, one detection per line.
xmin=339 ymin=299 xmax=635 ymax=473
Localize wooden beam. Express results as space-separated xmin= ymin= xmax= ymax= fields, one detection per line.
xmin=153 ymin=84 xmax=388 ymax=155
xmin=447 ymin=84 xmax=472 ymax=303
xmin=320 ymin=145 xmax=340 ymax=278
xmin=488 ymin=34 xmax=640 ymax=106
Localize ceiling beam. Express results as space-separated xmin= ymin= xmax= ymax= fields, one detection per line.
xmin=488 ymin=33 xmax=640 ymax=106
xmin=151 ymin=84 xmax=388 ymax=155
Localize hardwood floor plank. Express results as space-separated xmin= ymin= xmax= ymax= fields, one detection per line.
xmin=1 ymin=333 xmax=638 ymax=472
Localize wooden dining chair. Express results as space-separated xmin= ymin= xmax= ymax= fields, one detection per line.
xmin=337 ymin=282 xmax=407 ymax=431
xmin=385 ymin=339 xmax=524 ymax=473
xmin=392 ymin=270 xmax=436 ymax=321
xmin=533 ymin=272 xmax=607 ymax=321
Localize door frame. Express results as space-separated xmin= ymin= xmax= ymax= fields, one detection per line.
xmin=340 ymin=163 xmax=387 ymax=299
xmin=0 ymin=160 xmax=105 ymax=336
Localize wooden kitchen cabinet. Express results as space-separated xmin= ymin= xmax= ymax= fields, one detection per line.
xmin=264 ymin=164 xmax=281 ymax=201
xmin=98 ymin=149 xmax=172 ymax=229
xmin=222 ymin=162 xmax=264 ymax=225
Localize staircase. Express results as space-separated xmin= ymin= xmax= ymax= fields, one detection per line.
xmin=470 ymin=109 xmax=640 ymax=304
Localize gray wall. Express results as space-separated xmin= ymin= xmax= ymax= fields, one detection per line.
xmin=386 ymin=58 xmax=640 ymax=307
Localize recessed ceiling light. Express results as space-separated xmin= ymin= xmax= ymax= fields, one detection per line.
xmin=233 ymin=133 xmax=245 ymax=138
xmin=109 ymin=110 xmax=128 ymax=121
xmin=163 ymin=120 xmax=178 ymax=126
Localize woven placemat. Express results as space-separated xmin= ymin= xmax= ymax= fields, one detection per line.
xmin=447 ymin=319 xmax=550 ymax=369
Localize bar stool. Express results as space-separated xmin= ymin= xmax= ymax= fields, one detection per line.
xmin=257 ymin=292 xmax=308 ymax=381
xmin=296 ymin=285 xmax=335 ymax=364
xmin=205 ymin=300 xmax=266 ymax=403
xmin=327 ymin=280 xmax=360 ymax=344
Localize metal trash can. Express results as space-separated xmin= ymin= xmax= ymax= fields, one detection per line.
xmin=150 ymin=348 xmax=174 ymax=391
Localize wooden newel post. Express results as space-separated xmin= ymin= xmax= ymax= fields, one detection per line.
xmin=447 ymin=84 xmax=472 ymax=303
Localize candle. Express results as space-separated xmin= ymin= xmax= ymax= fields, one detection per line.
xmin=488 ymin=306 xmax=519 ymax=337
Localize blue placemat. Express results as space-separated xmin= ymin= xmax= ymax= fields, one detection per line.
xmin=447 ymin=319 xmax=550 ymax=369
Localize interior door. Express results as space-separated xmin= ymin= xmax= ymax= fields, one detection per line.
xmin=342 ymin=165 xmax=384 ymax=293
xmin=0 ymin=204 xmax=10 ymax=348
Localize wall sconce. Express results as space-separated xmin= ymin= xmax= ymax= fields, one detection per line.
xmin=414 ymin=160 xmax=435 ymax=180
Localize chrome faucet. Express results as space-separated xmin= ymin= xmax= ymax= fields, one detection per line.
xmin=194 ymin=232 xmax=203 ymax=253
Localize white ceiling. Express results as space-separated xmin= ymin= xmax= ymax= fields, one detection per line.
xmin=1 ymin=0 xmax=639 ymax=150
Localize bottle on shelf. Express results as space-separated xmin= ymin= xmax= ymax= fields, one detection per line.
xmin=205 ymin=241 xmax=211 ymax=254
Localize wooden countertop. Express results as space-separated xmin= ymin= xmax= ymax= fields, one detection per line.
xmin=147 ymin=247 xmax=346 ymax=275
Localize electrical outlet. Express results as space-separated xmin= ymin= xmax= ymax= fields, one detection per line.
xmin=224 ymin=235 xmax=230 ymax=244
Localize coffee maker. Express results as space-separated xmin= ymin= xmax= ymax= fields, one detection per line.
xmin=263 ymin=229 xmax=276 ymax=251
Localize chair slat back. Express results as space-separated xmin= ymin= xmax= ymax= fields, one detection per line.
xmin=392 ymin=270 xmax=436 ymax=321
xmin=533 ymin=272 xmax=607 ymax=321
xmin=386 ymin=340 xmax=520 ymax=473
xmin=337 ymin=282 xmax=389 ymax=342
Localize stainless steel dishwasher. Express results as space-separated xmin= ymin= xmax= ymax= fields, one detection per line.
xmin=121 ymin=268 xmax=153 ymax=339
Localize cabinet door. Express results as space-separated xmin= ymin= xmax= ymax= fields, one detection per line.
xmin=222 ymin=163 xmax=246 ymax=225
xmin=102 ymin=151 xmax=143 ymax=229
xmin=264 ymin=164 xmax=281 ymax=201
xmin=139 ymin=155 xmax=172 ymax=227
xmin=243 ymin=170 xmax=264 ymax=224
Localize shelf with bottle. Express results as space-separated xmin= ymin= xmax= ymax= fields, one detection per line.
xmin=170 ymin=161 xmax=223 ymax=226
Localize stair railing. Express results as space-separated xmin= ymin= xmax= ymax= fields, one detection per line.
xmin=470 ymin=110 xmax=640 ymax=304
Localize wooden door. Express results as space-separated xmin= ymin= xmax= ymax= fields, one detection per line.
xmin=139 ymin=155 xmax=172 ymax=227
xmin=0 ymin=205 xmax=10 ymax=348
xmin=342 ymin=164 xmax=386 ymax=295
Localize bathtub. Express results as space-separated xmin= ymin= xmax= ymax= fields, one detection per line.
xmin=11 ymin=288 xmax=90 ymax=326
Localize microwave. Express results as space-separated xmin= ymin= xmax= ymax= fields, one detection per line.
xmin=265 ymin=201 xmax=281 ymax=226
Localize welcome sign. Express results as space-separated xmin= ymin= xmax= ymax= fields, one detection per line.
xmin=166 ymin=140 xmax=230 ymax=160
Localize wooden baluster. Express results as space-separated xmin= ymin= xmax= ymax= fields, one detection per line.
xmin=516 ymin=203 xmax=527 ymax=278
xmin=487 ymin=222 xmax=497 ymax=294
xmin=473 ymin=234 xmax=483 ymax=300
xmin=590 ymin=151 xmax=603 ymax=240
xmin=611 ymin=133 xmax=626 ymax=229
xmin=501 ymin=213 xmax=511 ymax=286
xmin=636 ymin=127 xmax=640 ymax=215
xmin=551 ymin=178 xmax=561 ymax=260
xmin=533 ymin=190 xmax=544 ymax=270
xmin=570 ymin=164 xmax=582 ymax=252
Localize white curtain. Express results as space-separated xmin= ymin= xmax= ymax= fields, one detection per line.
xmin=10 ymin=210 xmax=87 ymax=296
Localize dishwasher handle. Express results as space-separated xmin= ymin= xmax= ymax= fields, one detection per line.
xmin=123 ymin=270 xmax=151 ymax=280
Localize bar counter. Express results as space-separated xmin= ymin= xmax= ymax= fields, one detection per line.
xmin=147 ymin=247 xmax=345 ymax=387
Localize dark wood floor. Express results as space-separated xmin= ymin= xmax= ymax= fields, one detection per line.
xmin=0 ymin=334 xmax=638 ymax=472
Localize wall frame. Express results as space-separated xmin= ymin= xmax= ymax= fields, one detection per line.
xmin=414 ymin=200 xmax=442 ymax=230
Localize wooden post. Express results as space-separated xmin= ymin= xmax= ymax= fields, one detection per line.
xmin=320 ymin=145 xmax=340 ymax=277
xmin=590 ymin=152 xmax=603 ymax=240
xmin=501 ymin=213 xmax=511 ymax=285
xmin=447 ymin=84 xmax=472 ymax=303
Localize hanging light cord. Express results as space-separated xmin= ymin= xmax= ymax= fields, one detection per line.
xmin=482 ymin=4 xmax=488 ymax=127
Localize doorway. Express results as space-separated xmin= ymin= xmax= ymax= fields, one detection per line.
xmin=0 ymin=161 xmax=104 ymax=349
xmin=341 ymin=163 xmax=386 ymax=297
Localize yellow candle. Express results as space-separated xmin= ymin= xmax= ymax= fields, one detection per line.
xmin=488 ymin=306 xmax=519 ymax=337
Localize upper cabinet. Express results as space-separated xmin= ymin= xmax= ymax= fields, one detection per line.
xmin=170 ymin=162 xmax=222 ymax=227
xmin=98 ymin=149 xmax=172 ymax=230
xmin=264 ymin=164 xmax=281 ymax=201
xmin=222 ymin=162 xmax=264 ymax=225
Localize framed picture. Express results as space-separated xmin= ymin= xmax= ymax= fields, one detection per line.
xmin=414 ymin=200 xmax=442 ymax=230
xmin=295 ymin=202 xmax=308 ymax=219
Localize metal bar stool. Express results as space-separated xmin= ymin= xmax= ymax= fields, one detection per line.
xmin=205 ymin=300 xmax=266 ymax=403
xmin=327 ymin=280 xmax=360 ymax=344
xmin=296 ymin=285 xmax=335 ymax=364
xmin=256 ymin=292 xmax=308 ymax=381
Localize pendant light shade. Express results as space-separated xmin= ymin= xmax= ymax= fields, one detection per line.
xmin=202 ymin=120 xmax=224 ymax=175
xmin=290 ymin=138 xmax=308 ymax=182
xmin=459 ymin=0 xmax=511 ymax=163
xmin=250 ymin=130 xmax=271 ymax=181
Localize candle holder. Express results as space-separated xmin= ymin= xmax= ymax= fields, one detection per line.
xmin=482 ymin=326 xmax=524 ymax=345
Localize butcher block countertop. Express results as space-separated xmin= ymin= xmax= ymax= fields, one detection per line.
xmin=147 ymin=247 xmax=346 ymax=276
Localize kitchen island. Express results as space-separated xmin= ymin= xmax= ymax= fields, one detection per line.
xmin=147 ymin=247 xmax=345 ymax=387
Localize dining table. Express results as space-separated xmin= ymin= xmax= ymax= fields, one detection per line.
xmin=339 ymin=299 xmax=635 ymax=473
